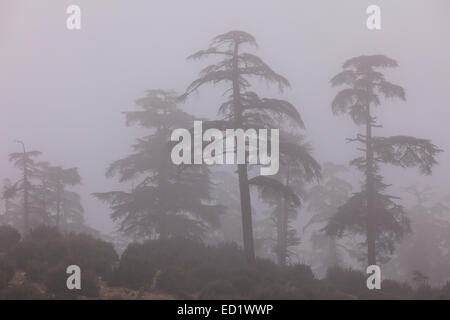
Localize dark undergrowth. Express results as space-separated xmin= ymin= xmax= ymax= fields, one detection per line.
xmin=1 ymin=225 xmax=449 ymax=300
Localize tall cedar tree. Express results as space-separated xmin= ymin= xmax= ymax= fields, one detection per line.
xmin=1 ymin=178 xmax=19 ymax=226
xmin=182 ymin=31 xmax=306 ymax=262
xmin=94 ymin=90 xmax=222 ymax=240
xmin=326 ymin=55 xmax=442 ymax=266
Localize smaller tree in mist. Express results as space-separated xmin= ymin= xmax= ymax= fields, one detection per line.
xmin=32 ymin=162 xmax=54 ymax=225
xmin=303 ymin=162 xmax=353 ymax=275
xmin=94 ymin=90 xmax=222 ymax=240
xmin=8 ymin=141 xmax=41 ymax=234
xmin=1 ymin=178 xmax=19 ymax=226
xmin=210 ymin=171 xmax=242 ymax=244
xmin=61 ymin=190 xmax=85 ymax=229
xmin=385 ymin=186 xmax=450 ymax=285
xmin=32 ymin=163 xmax=84 ymax=230
xmin=6 ymin=145 xmax=86 ymax=232
xmin=44 ymin=166 xmax=81 ymax=230
xmin=326 ymin=55 xmax=442 ymax=266
xmin=182 ymin=30 xmax=305 ymax=262
xmin=254 ymin=134 xmax=321 ymax=266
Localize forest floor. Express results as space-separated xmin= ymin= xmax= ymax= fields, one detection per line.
xmin=7 ymin=271 xmax=176 ymax=300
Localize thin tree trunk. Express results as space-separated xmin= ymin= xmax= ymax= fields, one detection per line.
xmin=42 ymin=184 xmax=50 ymax=225
xmin=56 ymin=184 xmax=62 ymax=230
xmin=158 ymin=127 xmax=170 ymax=240
xmin=328 ymin=236 xmax=339 ymax=268
xmin=366 ymin=105 xmax=376 ymax=266
xmin=22 ymin=152 xmax=30 ymax=235
xmin=232 ymin=42 xmax=255 ymax=262
xmin=62 ymin=198 xmax=67 ymax=230
xmin=276 ymin=201 xmax=283 ymax=265
xmin=278 ymin=164 xmax=290 ymax=266
xmin=4 ymin=200 xmax=9 ymax=225
xmin=238 ymin=165 xmax=255 ymax=262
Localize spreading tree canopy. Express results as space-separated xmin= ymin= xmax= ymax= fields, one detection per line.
xmin=326 ymin=55 xmax=442 ymax=265
xmin=94 ymin=90 xmax=223 ymax=240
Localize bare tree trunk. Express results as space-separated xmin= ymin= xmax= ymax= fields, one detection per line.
xmin=232 ymin=42 xmax=255 ymax=262
xmin=56 ymin=184 xmax=62 ymax=230
xmin=237 ymin=165 xmax=255 ymax=262
xmin=366 ymin=105 xmax=376 ymax=266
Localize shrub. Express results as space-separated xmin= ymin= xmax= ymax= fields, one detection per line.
xmin=64 ymin=233 xmax=118 ymax=278
xmin=27 ymin=225 xmax=64 ymax=244
xmin=205 ymin=242 xmax=247 ymax=272
xmin=282 ymin=264 xmax=316 ymax=287
xmin=13 ymin=225 xmax=117 ymax=285
xmin=25 ymin=259 xmax=48 ymax=283
xmin=145 ymin=238 xmax=207 ymax=270
xmin=109 ymin=243 xmax=156 ymax=290
xmin=380 ymin=279 xmax=413 ymax=299
xmin=437 ymin=282 xmax=450 ymax=300
xmin=113 ymin=239 xmax=321 ymax=298
xmin=250 ymin=283 xmax=307 ymax=300
xmin=190 ymin=264 xmax=223 ymax=289
xmin=414 ymin=284 xmax=437 ymax=300
xmin=45 ymin=264 xmax=77 ymax=299
xmin=156 ymin=266 xmax=194 ymax=295
xmin=0 ymin=283 xmax=45 ymax=300
xmin=0 ymin=258 xmax=15 ymax=289
xmin=199 ymin=280 xmax=238 ymax=299
xmin=325 ymin=266 xmax=367 ymax=297
xmin=14 ymin=226 xmax=67 ymax=270
xmin=79 ymin=269 xmax=100 ymax=298
xmin=0 ymin=225 xmax=21 ymax=252
xmin=227 ymin=268 xmax=265 ymax=297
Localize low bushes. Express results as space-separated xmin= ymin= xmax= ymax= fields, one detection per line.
xmin=108 ymin=242 xmax=156 ymax=289
xmin=0 ymin=225 xmax=21 ymax=252
xmin=45 ymin=264 xmax=100 ymax=299
xmin=1 ymin=225 xmax=117 ymax=299
xmin=63 ymin=233 xmax=118 ymax=278
xmin=13 ymin=226 xmax=118 ymax=286
xmin=0 ymin=283 xmax=45 ymax=300
xmin=198 ymin=280 xmax=238 ymax=299
xmin=325 ymin=266 xmax=367 ymax=297
xmin=110 ymin=238 xmax=318 ymax=299
xmin=2 ymin=224 xmax=450 ymax=299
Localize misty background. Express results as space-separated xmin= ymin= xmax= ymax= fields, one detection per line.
xmin=1 ymin=0 xmax=449 ymax=236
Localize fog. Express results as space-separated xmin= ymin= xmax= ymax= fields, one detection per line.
xmin=1 ymin=1 xmax=450 ymax=294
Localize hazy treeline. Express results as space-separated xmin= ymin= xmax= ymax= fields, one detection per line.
xmin=1 ymin=30 xmax=450 ymax=292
